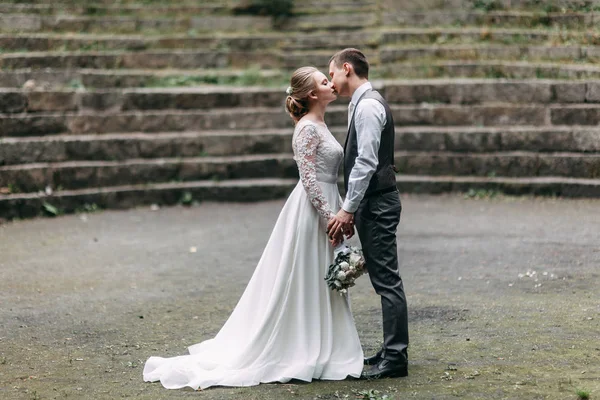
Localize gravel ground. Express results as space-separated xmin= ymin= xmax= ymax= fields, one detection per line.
xmin=1 ymin=194 xmax=599 ymax=400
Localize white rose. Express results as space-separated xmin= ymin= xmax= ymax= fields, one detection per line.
xmin=337 ymin=271 xmax=347 ymax=281
xmin=334 ymin=281 xmax=342 ymax=288
xmin=339 ymin=261 xmax=350 ymax=270
xmin=340 ymin=289 xmax=348 ymax=294
xmin=349 ymin=253 xmax=362 ymax=265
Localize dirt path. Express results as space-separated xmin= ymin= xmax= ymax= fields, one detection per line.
xmin=1 ymin=194 xmax=599 ymax=400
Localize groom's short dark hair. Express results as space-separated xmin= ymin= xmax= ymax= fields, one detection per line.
xmin=329 ymin=48 xmax=369 ymax=79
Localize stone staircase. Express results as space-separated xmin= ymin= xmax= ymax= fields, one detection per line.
xmin=1 ymin=0 xmax=600 ymax=219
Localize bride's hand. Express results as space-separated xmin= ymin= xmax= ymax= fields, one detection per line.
xmin=329 ymin=233 xmax=342 ymax=247
xmin=343 ymin=223 xmax=355 ymax=239
xmin=328 ymin=217 xmax=344 ymax=246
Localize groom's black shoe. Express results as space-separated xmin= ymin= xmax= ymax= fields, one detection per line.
xmin=363 ymin=350 xmax=383 ymax=366
xmin=361 ymin=359 xmax=408 ymax=379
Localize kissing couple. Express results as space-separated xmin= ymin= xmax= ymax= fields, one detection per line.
xmin=143 ymin=48 xmax=409 ymax=390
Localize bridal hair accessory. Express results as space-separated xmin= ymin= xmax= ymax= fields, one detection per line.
xmin=325 ymin=242 xmax=366 ymax=295
xmin=286 ymin=86 xmax=293 ymax=95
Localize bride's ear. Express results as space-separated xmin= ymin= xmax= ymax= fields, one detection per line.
xmin=308 ymin=90 xmax=318 ymax=100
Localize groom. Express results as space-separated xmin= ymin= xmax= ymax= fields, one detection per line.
xmin=327 ymin=48 xmax=409 ymax=379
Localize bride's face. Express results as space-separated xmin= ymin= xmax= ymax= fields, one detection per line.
xmin=311 ymin=71 xmax=337 ymax=104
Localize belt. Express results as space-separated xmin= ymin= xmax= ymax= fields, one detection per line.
xmin=316 ymin=172 xmax=338 ymax=184
xmin=364 ymin=186 xmax=398 ymax=198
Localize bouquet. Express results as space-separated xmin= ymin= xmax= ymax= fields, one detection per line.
xmin=325 ymin=242 xmax=367 ymax=295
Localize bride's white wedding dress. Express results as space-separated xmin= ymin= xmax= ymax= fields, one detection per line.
xmin=143 ymin=119 xmax=364 ymax=390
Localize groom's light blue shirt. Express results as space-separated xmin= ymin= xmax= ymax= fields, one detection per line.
xmin=342 ymin=81 xmax=386 ymax=213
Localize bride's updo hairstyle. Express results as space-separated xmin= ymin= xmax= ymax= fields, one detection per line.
xmin=285 ymin=66 xmax=317 ymax=122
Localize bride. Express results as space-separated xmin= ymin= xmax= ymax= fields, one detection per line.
xmin=143 ymin=66 xmax=364 ymax=390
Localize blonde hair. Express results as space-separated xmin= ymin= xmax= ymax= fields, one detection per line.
xmin=285 ymin=66 xmax=317 ymax=122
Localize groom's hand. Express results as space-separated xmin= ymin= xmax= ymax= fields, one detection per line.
xmin=327 ymin=209 xmax=355 ymax=239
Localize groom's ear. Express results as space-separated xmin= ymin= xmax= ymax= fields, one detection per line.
xmin=343 ymin=62 xmax=352 ymax=77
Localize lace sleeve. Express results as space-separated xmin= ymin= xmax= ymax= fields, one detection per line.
xmin=293 ymin=124 xmax=334 ymax=221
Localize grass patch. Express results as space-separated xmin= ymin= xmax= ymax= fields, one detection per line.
xmin=179 ymin=191 xmax=193 ymax=206
xmin=385 ymin=29 xmax=600 ymax=47
xmin=576 ymin=389 xmax=591 ymax=400
xmin=65 ymin=79 xmax=86 ymax=90
xmin=471 ymin=0 xmax=502 ymax=12
xmin=82 ymin=6 xmax=109 ymax=16
xmin=0 ymin=47 xmax=31 ymax=54
xmin=469 ymin=0 xmax=600 ymax=13
xmin=464 ymin=188 xmax=500 ymax=199
xmin=7 ymin=183 xmax=21 ymax=194
xmin=41 ymin=202 xmax=61 ymax=217
xmin=76 ymin=203 xmax=101 ymax=214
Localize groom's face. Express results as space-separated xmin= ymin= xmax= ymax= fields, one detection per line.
xmin=328 ymin=61 xmax=349 ymax=98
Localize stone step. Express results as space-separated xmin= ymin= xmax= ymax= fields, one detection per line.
xmin=0 ymin=49 xmax=282 ymax=70
xmin=382 ymin=79 xmax=600 ymax=105
xmin=380 ymin=60 xmax=600 ymax=80
xmin=0 ymin=10 xmax=593 ymax=35
xmin=397 ymin=175 xmax=600 ymax=197
xmin=0 ymin=178 xmax=298 ymax=220
xmin=5 ymin=61 xmax=600 ymax=90
xmin=380 ymin=27 xmax=600 ymax=46
xmin=382 ymin=0 xmax=600 ymax=12
xmin=0 ymin=86 xmax=293 ymax=113
xmin=6 ymin=103 xmax=600 ymax=137
xmin=2 ymin=175 xmax=599 ymax=220
xmin=0 ymin=48 xmax=388 ymax=71
xmin=0 ymin=68 xmax=288 ymax=90
xmin=0 ymin=129 xmax=299 ymax=165
xmin=4 ymin=79 xmax=600 ymax=114
xmin=0 ymin=13 xmax=274 ymax=34
xmin=394 ymin=126 xmax=600 ymax=153
xmin=0 ymin=107 xmax=306 ymax=137
xmin=0 ymin=12 xmax=377 ymax=34
xmin=273 ymin=44 xmax=600 ymax=70
xmin=468 ymin=0 xmax=600 ymax=11
xmin=0 ymin=30 xmax=378 ymax=52
xmin=5 ymin=27 xmax=599 ymax=54
xmin=383 ymin=10 xmax=594 ymax=28
xmin=7 ymin=43 xmax=595 ymax=73
xmin=2 ymin=126 xmax=599 ymax=166
xmin=0 ymin=3 xmax=230 ymax=16
xmin=3 ymin=150 xmax=599 ymax=193
xmin=0 ymin=154 xmax=299 ymax=192
xmin=380 ymin=44 xmax=600 ymax=63
xmin=3 ymin=44 xmax=598 ymax=72
xmin=0 ymin=1 xmax=375 ymax=15
xmin=3 ymin=0 xmax=225 ymax=4
xmin=396 ymin=151 xmax=600 ymax=178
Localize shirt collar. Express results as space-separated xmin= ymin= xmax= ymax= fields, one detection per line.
xmin=350 ymin=81 xmax=372 ymax=106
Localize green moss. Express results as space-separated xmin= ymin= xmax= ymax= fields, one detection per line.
xmin=145 ymin=70 xmax=288 ymax=88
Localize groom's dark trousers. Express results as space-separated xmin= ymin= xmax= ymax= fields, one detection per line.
xmin=344 ymin=89 xmax=409 ymax=364
xmin=354 ymin=191 xmax=409 ymax=364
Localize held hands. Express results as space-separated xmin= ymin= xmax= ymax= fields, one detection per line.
xmin=327 ymin=209 xmax=355 ymax=247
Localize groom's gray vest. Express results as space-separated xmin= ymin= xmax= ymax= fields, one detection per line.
xmin=344 ymin=89 xmax=396 ymax=197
